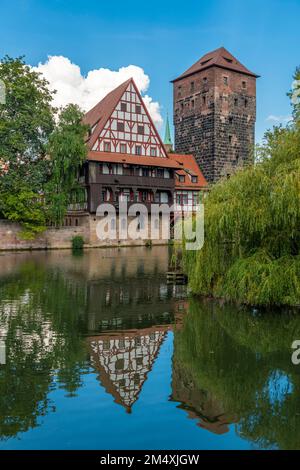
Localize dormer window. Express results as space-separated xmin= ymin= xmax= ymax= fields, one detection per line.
xmin=191 ymin=176 xmax=198 ymax=183
xmin=178 ymin=174 xmax=185 ymax=182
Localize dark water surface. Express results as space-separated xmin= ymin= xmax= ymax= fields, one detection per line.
xmin=0 ymin=246 xmax=299 ymax=450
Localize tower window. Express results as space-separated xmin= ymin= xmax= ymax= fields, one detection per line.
xmin=190 ymin=81 xmax=195 ymax=92
xmin=223 ymin=76 xmax=228 ymax=85
xmin=234 ymin=98 xmax=238 ymax=106
xmin=229 ymin=116 xmax=233 ymax=124
xmin=242 ymin=81 xmax=247 ymax=88
xmin=203 ymin=77 xmax=207 ymax=83
xmin=181 ymin=102 xmax=184 ymax=111
xmin=202 ymin=95 xmax=206 ymax=105
xmin=191 ymin=99 xmax=195 ymax=108
xmin=117 ymin=121 xmax=124 ymax=132
xmin=178 ymin=86 xmax=182 ymax=98
xmin=121 ymin=102 xmax=127 ymax=112
xmin=136 ymin=104 xmax=141 ymax=114
xmin=244 ymin=99 xmax=248 ymax=108
xmin=229 ymin=135 xmax=232 ymax=143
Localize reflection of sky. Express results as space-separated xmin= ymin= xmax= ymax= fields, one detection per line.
xmin=0 ymin=333 xmax=253 ymax=450
xmin=267 ymin=370 xmax=293 ymax=406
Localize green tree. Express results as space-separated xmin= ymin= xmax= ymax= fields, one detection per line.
xmin=46 ymin=104 xmax=88 ymax=227
xmin=183 ymin=68 xmax=300 ymax=306
xmin=0 ymin=56 xmax=55 ymax=237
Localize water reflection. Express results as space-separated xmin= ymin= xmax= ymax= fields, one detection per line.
xmin=0 ymin=248 xmax=299 ymax=449
xmin=172 ymin=299 xmax=300 ymax=449
xmin=89 ymin=328 xmax=169 ymax=413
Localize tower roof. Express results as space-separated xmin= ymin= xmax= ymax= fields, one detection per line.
xmin=164 ymin=114 xmax=173 ymax=146
xmin=171 ymin=47 xmax=259 ymax=82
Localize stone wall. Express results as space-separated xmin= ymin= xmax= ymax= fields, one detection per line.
xmin=0 ymin=215 xmax=170 ymax=251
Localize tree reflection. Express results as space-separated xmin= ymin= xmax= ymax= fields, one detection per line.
xmin=0 ymin=262 xmax=89 ymax=439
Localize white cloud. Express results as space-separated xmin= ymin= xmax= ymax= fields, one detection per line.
xmin=266 ymin=114 xmax=292 ymax=124
xmin=32 ymin=55 xmax=163 ymax=128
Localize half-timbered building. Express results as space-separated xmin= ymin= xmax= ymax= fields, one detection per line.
xmin=81 ymin=78 xmax=181 ymax=214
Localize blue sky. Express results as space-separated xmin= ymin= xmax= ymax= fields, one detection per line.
xmin=0 ymin=0 xmax=299 ymax=142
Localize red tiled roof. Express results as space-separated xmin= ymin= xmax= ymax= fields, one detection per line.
xmin=83 ymin=78 xmax=132 ymax=150
xmin=168 ymin=153 xmax=208 ymax=189
xmin=87 ymin=151 xmax=181 ymax=169
xmin=171 ymin=47 xmax=259 ymax=82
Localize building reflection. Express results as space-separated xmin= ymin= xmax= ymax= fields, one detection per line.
xmin=171 ymin=360 xmax=235 ymax=434
xmin=88 ymin=327 xmax=169 ymax=412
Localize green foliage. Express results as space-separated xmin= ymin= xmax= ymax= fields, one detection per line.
xmin=46 ymin=104 xmax=88 ymax=227
xmin=0 ymin=56 xmax=88 ymax=235
xmin=183 ymin=68 xmax=300 ymax=307
xmin=72 ymin=235 xmax=84 ymax=251
xmin=0 ymin=188 xmax=46 ymax=239
xmin=173 ymin=299 xmax=300 ymax=449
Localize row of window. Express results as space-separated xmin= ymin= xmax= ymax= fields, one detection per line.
xmin=120 ymin=102 xmax=142 ymax=114
xmin=102 ymin=188 xmax=169 ymax=204
xmin=103 ymin=141 xmax=157 ymax=156
xmin=176 ymin=190 xmax=200 ymax=206
xmin=177 ymin=77 xmax=247 ymax=98
xmin=178 ymin=174 xmax=198 ymax=183
xmin=116 ymin=122 xmax=145 ymax=134
xmin=176 ymin=94 xmax=248 ymax=113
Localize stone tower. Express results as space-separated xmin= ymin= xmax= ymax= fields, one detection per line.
xmin=172 ymin=47 xmax=259 ymax=183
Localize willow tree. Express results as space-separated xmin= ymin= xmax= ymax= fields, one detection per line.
xmin=183 ymin=69 xmax=300 ymax=306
